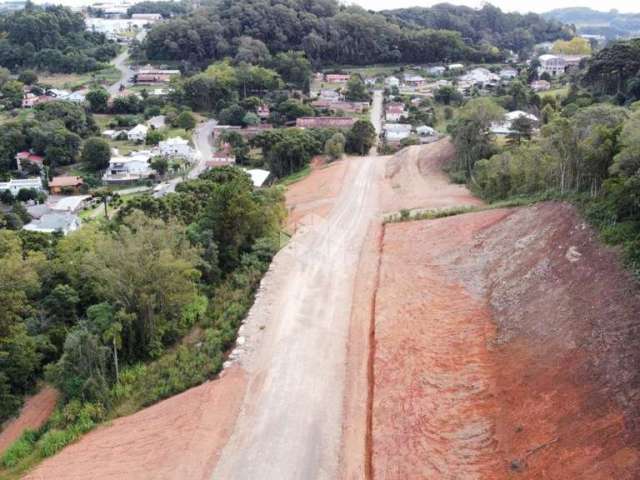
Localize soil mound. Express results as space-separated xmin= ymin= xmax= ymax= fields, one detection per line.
xmin=373 ymin=202 xmax=640 ymax=479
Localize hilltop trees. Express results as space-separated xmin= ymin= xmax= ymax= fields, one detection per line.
xmin=140 ymin=1 xmax=565 ymax=69
xmin=0 ymin=5 xmax=117 ymax=73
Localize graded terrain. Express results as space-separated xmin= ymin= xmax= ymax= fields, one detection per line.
xmin=13 ymin=140 xmax=640 ymax=480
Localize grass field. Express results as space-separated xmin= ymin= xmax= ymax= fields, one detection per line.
xmin=38 ymin=66 xmax=121 ymax=91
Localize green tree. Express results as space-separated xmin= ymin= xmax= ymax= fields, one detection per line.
xmin=84 ymin=213 xmax=201 ymax=359
xmin=344 ymin=75 xmax=370 ymax=102
xmin=175 ymin=111 xmax=196 ymax=130
xmin=86 ymin=87 xmax=109 ymax=113
xmin=18 ymin=69 xmax=38 ymax=85
xmin=346 ymin=119 xmax=376 ymax=155
xmin=150 ymin=156 xmax=169 ymax=177
xmin=81 ymin=137 xmax=111 ymax=171
xmin=324 ymin=132 xmax=345 ymax=160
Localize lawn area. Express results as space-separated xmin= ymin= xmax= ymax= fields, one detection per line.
xmin=38 ymin=66 xmax=121 ymax=91
xmin=433 ymin=104 xmax=458 ymax=133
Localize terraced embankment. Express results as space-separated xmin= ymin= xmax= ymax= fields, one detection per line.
xmin=370 ymin=201 xmax=640 ymax=478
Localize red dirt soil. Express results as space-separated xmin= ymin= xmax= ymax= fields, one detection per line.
xmin=285 ymin=157 xmax=348 ymax=231
xmin=372 ymin=203 xmax=640 ymax=479
xmin=24 ymin=366 xmax=246 ymax=480
xmin=0 ymin=387 xmax=58 ymax=455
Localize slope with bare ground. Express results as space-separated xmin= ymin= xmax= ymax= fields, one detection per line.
xmin=0 ymin=387 xmax=58 ymax=455
xmin=371 ymin=203 xmax=640 ymax=479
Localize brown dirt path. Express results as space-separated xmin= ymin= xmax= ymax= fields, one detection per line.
xmin=0 ymin=387 xmax=58 ymax=455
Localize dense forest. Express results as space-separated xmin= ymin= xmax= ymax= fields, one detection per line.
xmin=0 ymin=167 xmax=285 ymax=470
xmin=382 ymin=3 xmax=573 ymax=54
xmin=0 ymin=4 xmax=117 ymax=73
xmin=139 ymin=0 xmax=570 ymax=68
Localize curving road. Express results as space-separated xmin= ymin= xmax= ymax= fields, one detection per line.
xmin=212 ymin=91 xmax=383 ymax=479
xmin=107 ymin=30 xmax=146 ymax=96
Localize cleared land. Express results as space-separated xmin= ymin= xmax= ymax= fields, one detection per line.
xmin=11 ymin=137 xmax=640 ymax=479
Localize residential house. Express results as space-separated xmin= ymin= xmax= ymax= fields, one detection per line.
xmin=49 ymin=176 xmax=84 ymax=194
xmin=104 ymin=151 xmax=153 ymax=183
xmin=50 ymin=195 xmax=91 ymax=213
xmin=490 ymin=111 xmax=539 ymax=135
xmin=427 ymin=66 xmax=446 ymax=76
xmin=296 ymin=117 xmax=356 ymax=129
xmin=499 ymin=67 xmax=518 ymax=79
xmin=207 ymin=144 xmax=236 ymax=168
xmin=23 ymin=212 xmax=80 ymax=235
xmin=325 ymin=74 xmax=351 ymax=83
xmin=364 ymin=77 xmax=377 ymax=86
xmin=404 ymin=74 xmax=426 ymax=87
xmin=0 ymin=178 xmax=43 ymax=195
xmin=128 ymin=124 xmax=149 ymax=142
xmin=159 ymin=137 xmax=192 ymax=159
xmin=447 ymin=63 xmax=464 ymax=71
xmin=102 ymin=129 xmax=127 ymax=140
xmin=385 ymin=103 xmax=406 ymax=122
xmin=131 ymin=13 xmax=162 ymax=20
xmin=385 ymin=76 xmax=400 ymax=88
xmin=15 ymin=151 xmax=44 ymax=171
xmin=530 ymin=79 xmax=551 ymax=92
xmin=311 ymin=100 xmax=368 ymax=114
xmin=384 ymin=123 xmax=412 ymax=142
xmin=134 ymin=69 xmax=180 ymax=84
xmin=535 ymin=41 xmax=554 ymax=52
xmin=538 ymin=54 xmax=566 ymax=76
xmin=319 ymin=89 xmax=342 ymax=101
xmin=460 ymin=68 xmax=500 ymax=85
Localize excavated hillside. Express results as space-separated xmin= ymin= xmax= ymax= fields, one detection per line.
xmin=372 ymin=202 xmax=640 ymax=479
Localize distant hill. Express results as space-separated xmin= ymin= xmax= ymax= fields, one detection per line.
xmin=543 ymin=7 xmax=640 ymax=39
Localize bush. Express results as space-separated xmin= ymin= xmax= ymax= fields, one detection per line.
xmin=37 ymin=429 xmax=77 ymax=458
xmin=1 ymin=431 xmax=36 ymax=467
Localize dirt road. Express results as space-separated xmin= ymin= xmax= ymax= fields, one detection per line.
xmin=213 ymin=92 xmax=384 ymax=479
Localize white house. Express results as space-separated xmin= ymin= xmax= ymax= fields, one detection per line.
xmin=384 ymin=123 xmax=412 ymax=142
xmin=460 ymin=68 xmax=500 ymax=85
xmin=127 ymin=124 xmax=149 ymax=142
xmin=499 ymin=67 xmax=518 ymax=79
xmin=385 ymin=76 xmax=400 ymax=88
xmin=50 ymin=195 xmax=91 ymax=213
xmin=102 ymin=129 xmax=127 ymax=140
xmin=159 ymin=137 xmax=192 ymax=159
xmin=404 ymin=74 xmax=426 ymax=87
xmin=23 ymin=212 xmax=80 ymax=235
xmin=538 ymin=54 xmax=566 ymax=76
xmin=491 ymin=111 xmax=539 ymax=135
xmin=319 ymin=89 xmax=342 ymax=101
xmin=448 ymin=63 xmax=464 ymax=71
xmin=104 ymin=152 xmax=153 ymax=182
xmin=0 ymin=178 xmax=44 ymax=196
xmin=427 ymin=66 xmax=446 ymax=76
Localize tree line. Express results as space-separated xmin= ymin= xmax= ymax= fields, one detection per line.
xmin=136 ymin=0 xmax=570 ymax=69
xmin=0 ymin=4 xmax=118 ymax=73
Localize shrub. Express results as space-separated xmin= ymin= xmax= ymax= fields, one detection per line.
xmin=37 ymin=429 xmax=77 ymax=458
xmin=1 ymin=432 xmax=37 ymax=467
